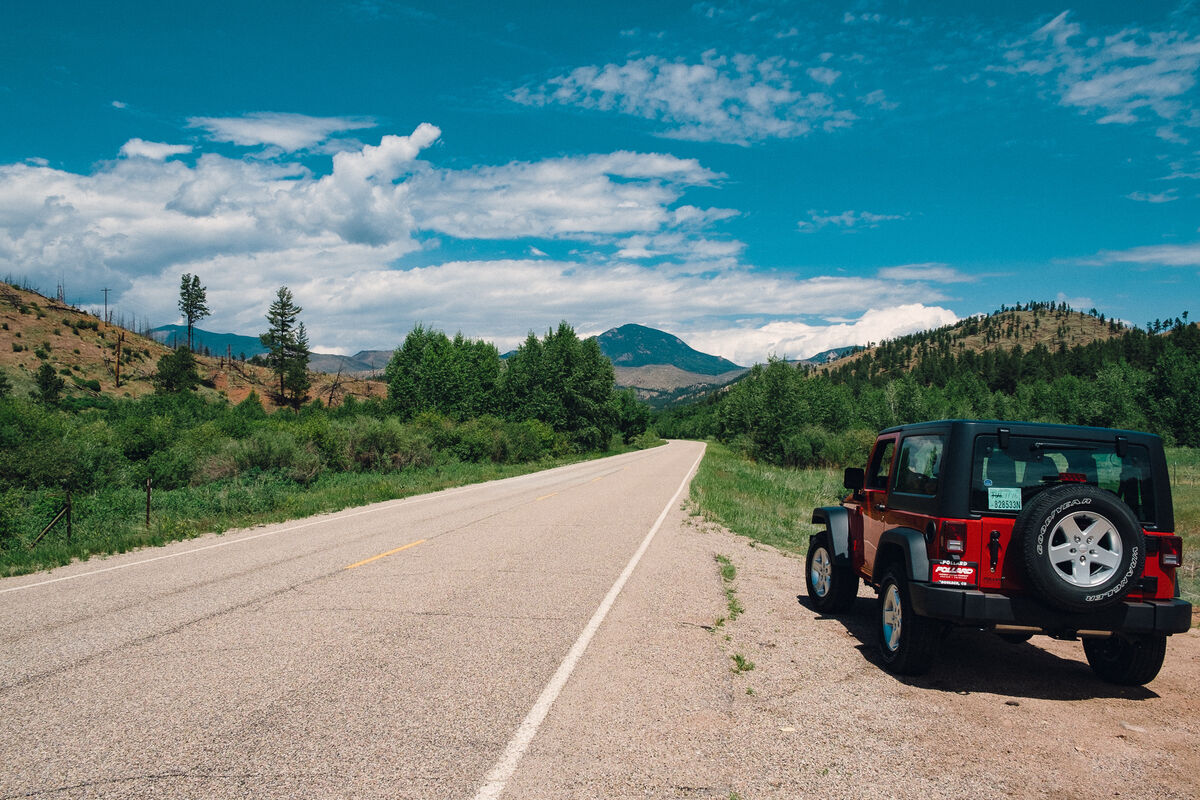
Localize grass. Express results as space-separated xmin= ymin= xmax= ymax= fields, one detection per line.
xmin=730 ymin=653 xmax=756 ymax=674
xmin=714 ymin=553 xmax=743 ymax=625
xmin=0 ymin=441 xmax=661 ymax=578
xmin=691 ymin=441 xmax=843 ymax=555
xmin=1166 ymin=447 xmax=1200 ymax=607
xmin=693 ymin=440 xmax=1200 ymax=611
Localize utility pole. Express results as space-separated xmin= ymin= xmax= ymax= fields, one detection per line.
xmin=102 ymin=288 xmax=110 ymax=324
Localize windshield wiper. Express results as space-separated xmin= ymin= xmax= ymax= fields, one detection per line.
xmin=1031 ymin=441 xmax=1096 ymax=452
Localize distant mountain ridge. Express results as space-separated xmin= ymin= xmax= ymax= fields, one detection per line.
xmin=594 ymin=324 xmax=744 ymax=375
xmin=796 ymin=345 xmax=861 ymax=366
xmin=151 ymin=325 xmax=393 ymax=375
xmin=149 ymin=322 xmax=788 ymax=405
xmin=150 ymin=325 xmax=266 ymax=358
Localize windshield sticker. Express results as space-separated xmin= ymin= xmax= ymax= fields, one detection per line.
xmin=988 ymin=487 xmax=1022 ymax=512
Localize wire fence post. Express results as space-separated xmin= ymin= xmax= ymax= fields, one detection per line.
xmin=66 ymin=492 xmax=72 ymax=542
xmin=145 ymin=478 xmax=151 ymax=527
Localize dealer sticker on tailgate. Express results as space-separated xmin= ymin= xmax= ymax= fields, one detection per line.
xmin=988 ymin=487 xmax=1022 ymax=511
xmin=931 ymin=561 xmax=977 ymax=586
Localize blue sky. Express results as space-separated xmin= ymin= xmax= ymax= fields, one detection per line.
xmin=2 ymin=1 xmax=1199 ymax=364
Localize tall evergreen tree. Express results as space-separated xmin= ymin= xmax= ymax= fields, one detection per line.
xmin=178 ymin=273 xmax=210 ymax=352
xmin=259 ymin=286 xmax=309 ymax=407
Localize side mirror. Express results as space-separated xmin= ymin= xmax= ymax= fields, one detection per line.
xmin=843 ymin=467 xmax=865 ymax=491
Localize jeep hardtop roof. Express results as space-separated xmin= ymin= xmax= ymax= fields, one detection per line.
xmin=878 ymin=419 xmax=1165 ymax=447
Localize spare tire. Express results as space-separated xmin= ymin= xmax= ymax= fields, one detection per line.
xmin=1016 ymin=484 xmax=1143 ymax=612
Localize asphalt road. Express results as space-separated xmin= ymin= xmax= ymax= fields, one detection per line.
xmin=0 ymin=440 xmax=709 ymax=800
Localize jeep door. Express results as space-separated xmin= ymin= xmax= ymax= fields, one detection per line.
xmin=858 ymin=436 xmax=897 ymax=574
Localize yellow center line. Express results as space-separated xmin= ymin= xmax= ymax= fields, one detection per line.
xmin=344 ymin=538 xmax=426 ymax=570
xmin=536 ymin=492 xmax=559 ymax=501
xmin=589 ymin=475 xmax=605 ymax=483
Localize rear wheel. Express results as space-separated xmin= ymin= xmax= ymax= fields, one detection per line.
xmin=805 ymin=534 xmax=857 ymax=613
xmin=877 ymin=566 xmax=939 ymax=675
xmin=1082 ymin=634 xmax=1167 ymax=686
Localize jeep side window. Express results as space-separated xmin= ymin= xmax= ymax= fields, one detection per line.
xmin=867 ymin=440 xmax=895 ymax=491
xmin=893 ymin=435 xmax=944 ymax=496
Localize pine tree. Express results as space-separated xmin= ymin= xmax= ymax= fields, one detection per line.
xmin=178 ymin=273 xmax=210 ymax=352
xmin=259 ymin=286 xmax=309 ymax=407
xmin=153 ymin=347 xmax=201 ymax=394
xmin=32 ymin=363 xmax=65 ymax=405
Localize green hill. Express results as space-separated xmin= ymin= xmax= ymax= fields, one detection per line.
xmin=595 ymin=324 xmax=743 ymax=375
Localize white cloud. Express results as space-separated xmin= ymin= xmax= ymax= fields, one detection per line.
xmin=119 ymin=139 xmax=193 ymax=160
xmin=408 ymin=151 xmax=721 ymax=239
xmin=683 ymin=305 xmax=961 ymax=365
xmin=798 ymin=209 xmax=906 ymax=231
xmin=807 ymin=66 xmax=841 ymax=86
xmin=613 ymin=232 xmax=743 ymax=262
xmin=1088 ymin=242 xmax=1200 ymax=266
xmin=1000 ymin=12 xmax=1200 ymax=137
xmin=1125 ymin=189 xmax=1178 ymax=203
xmin=0 ymin=124 xmax=764 ymax=350
xmin=1055 ymin=291 xmax=1094 ymax=311
xmin=188 ymin=112 xmax=377 ymax=151
xmin=877 ymin=264 xmax=975 ymax=283
xmin=511 ymin=51 xmax=862 ymax=145
xmin=0 ymin=119 xmax=973 ymax=364
xmin=861 ymin=89 xmax=898 ymax=110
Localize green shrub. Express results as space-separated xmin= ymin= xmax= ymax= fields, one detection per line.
xmin=339 ymin=416 xmax=432 ymax=472
xmin=502 ymin=419 xmax=556 ymax=462
xmin=453 ymin=416 xmax=506 ymax=462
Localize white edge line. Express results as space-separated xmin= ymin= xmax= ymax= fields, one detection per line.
xmin=471 ymin=442 xmax=705 ymax=800
xmin=0 ymin=448 xmax=661 ymax=596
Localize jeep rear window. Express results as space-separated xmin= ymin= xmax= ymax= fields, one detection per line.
xmin=970 ymin=435 xmax=1155 ymax=523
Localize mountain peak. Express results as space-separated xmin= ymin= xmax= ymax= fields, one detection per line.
xmin=595 ymin=324 xmax=744 ymax=375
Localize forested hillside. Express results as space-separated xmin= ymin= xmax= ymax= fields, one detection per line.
xmin=658 ymin=304 xmax=1200 ymax=467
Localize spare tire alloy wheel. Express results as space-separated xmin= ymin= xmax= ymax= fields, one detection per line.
xmin=1017 ymin=485 xmax=1144 ymax=612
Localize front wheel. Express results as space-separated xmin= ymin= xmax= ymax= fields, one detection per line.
xmin=877 ymin=567 xmax=940 ymax=675
xmin=805 ymin=534 xmax=857 ymax=613
xmin=1082 ymin=635 xmax=1167 ymax=685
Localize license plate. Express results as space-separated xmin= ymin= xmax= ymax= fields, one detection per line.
xmin=932 ymin=561 xmax=977 ymax=586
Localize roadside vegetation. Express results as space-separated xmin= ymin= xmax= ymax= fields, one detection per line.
xmin=0 ymin=319 xmax=658 ymax=577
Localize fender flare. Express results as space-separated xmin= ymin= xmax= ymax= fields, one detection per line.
xmin=811 ymin=506 xmax=852 ymax=564
xmin=872 ymin=527 xmax=931 ymax=584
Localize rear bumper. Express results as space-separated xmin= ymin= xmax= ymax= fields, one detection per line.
xmin=909 ymin=584 xmax=1193 ymax=636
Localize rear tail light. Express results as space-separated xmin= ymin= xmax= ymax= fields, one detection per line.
xmin=941 ymin=521 xmax=967 ymax=558
xmin=1160 ymin=536 xmax=1183 ymax=568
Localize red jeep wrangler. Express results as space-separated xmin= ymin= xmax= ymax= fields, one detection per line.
xmin=807 ymin=420 xmax=1192 ymax=684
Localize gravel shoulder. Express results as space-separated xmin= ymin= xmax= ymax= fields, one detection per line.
xmin=511 ymin=507 xmax=1200 ymax=799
